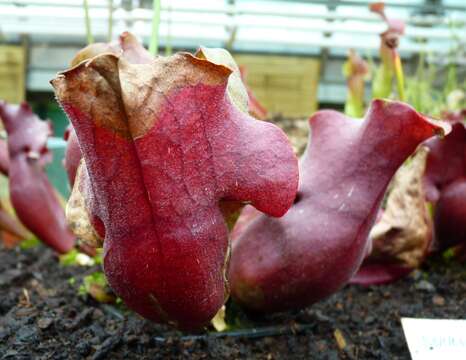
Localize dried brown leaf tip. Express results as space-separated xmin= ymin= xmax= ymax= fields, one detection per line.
xmin=352 ymin=147 xmax=432 ymax=285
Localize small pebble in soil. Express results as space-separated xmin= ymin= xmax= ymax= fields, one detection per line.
xmin=76 ymin=341 xmax=92 ymax=356
xmin=37 ymin=317 xmax=53 ymax=329
xmin=415 ymin=280 xmax=436 ymax=292
xmin=432 ymin=295 xmax=446 ymax=306
xmin=15 ymin=325 xmax=39 ymax=343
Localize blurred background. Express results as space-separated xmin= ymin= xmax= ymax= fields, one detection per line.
xmin=0 ymin=0 xmax=465 ymax=194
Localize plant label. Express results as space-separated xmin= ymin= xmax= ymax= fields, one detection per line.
xmin=401 ymin=318 xmax=466 ymax=360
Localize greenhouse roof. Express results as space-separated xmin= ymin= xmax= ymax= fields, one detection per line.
xmin=0 ymin=0 xmax=465 ymax=58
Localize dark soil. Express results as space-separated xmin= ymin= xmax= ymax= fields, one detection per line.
xmin=1 ymin=244 xmax=465 ymax=359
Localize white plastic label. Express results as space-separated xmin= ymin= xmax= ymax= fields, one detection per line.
xmin=401 ymin=318 xmax=466 ymax=360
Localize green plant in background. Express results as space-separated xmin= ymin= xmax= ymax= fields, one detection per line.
xmin=445 ymin=61 xmax=458 ymax=97
xmin=149 ymin=0 xmax=161 ymax=56
xmin=372 ymin=51 xmax=394 ymax=99
xmin=60 ymin=249 xmax=116 ymax=303
xmin=405 ymin=52 xmax=443 ymax=116
xmin=404 ymin=14 xmax=465 ymax=117
xmin=82 ymin=0 xmax=162 ymax=54
xmin=108 ymin=0 xmax=114 ymax=42
xmin=443 ymin=17 xmax=465 ymax=100
xmin=343 ymin=50 xmax=369 ymax=118
xmin=79 ymin=271 xmax=116 ymax=303
xmin=83 ymin=0 xmax=94 ymax=45
xmin=60 ymin=247 xmax=103 ymax=266
xmin=165 ymin=2 xmax=173 ymax=56
xmin=368 ymin=3 xmax=466 ymax=112
xmin=370 ymin=3 xmax=405 ymax=101
xmin=405 ymin=50 xmax=465 ymax=117
xmin=19 ymin=237 xmax=40 ymax=249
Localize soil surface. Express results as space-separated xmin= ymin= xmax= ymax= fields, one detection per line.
xmin=1 ymin=243 xmax=465 ymax=359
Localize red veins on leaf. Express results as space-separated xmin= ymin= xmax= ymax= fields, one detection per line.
xmin=0 ymin=101 xmax=75 ymax=254
xmin=229 ymin=99 xmax=447 ymax=313
xmin=52 ymin=49 xmax=298 ymax=329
